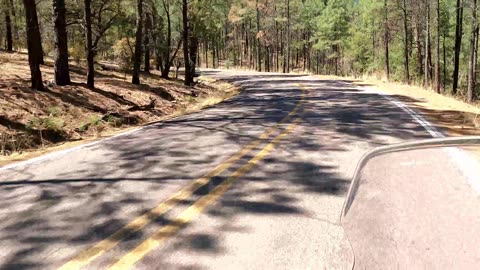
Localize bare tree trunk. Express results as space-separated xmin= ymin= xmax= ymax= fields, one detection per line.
xmin=189 ymin=34 xmax=198 ymax=75
xmin=384 ymin=0 xmax=390 ymax=81
xmin=23 ymin=0 xmax=43 ymax=90
xmin=468 ymin=0 xmax=478 ymax=102
xmin=284 ymin=0 xmax=290 ymax=73
xmin=4 ymin=5 xmax=13 ymax=51
xmin=402 ymin=0 xmax=410 ymax=83
xmin=453 ymin=0 xmax=464 ymax=94
xmin=161 ymin=0 xmax=174 ymax=78
xmin=443 ymin=33 xmax=447 ymax=90
xmin=425 ymin=0 xmax=430 ymax=88
xmin=84 ymin=0 xmax=94 ymax=88
xmin=52 ymin=0 xmax=71 ymax=85
xmin=274 ymin=0 xmax=279 ymax=72
xmin=182 ymin=0 xmax=193 ymax=86
xmin=144 ymin=12 xmax=151 ymax=74
xmin=255 ymin=0 xmax=261 ymax=72
xmin=205 ymin=40 xmax=208 ymax=68
xmin=434 ymin=0 xmax=441 ymax=93
xmin=412 ymin=3 xmax=424 ymax=77
xmin=212 ymin=42 xmax=216 ymax=68
xmin=265 ymin=45 xmax=270 ymax=72
xmin=8 ymin=0 xmax=19 ymax=47
xmin=132 ymin=0 xmax=143 ymax=84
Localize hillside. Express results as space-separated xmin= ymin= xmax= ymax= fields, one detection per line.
xmin=0 ymin=51 xmax=237 ymax=162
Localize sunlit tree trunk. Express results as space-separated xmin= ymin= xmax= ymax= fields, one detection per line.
xmin=255 ymin=0 xmax=261 ymax=72
xmin=183 ymin=0 xmax=193 ymax=86
xmin=84 ymin=0 xmax=94 ymax=88
xmin=132 ymin=0 xmax=143 ymax=84
xmin=434 ymin=0 xmax=441 ymax=93
xmin=144 ymin=12 xmax=151 ymax=74
xmin=384 ymin=0 xmax=390 ymax=81
xmin=425 ymin=0 xmax=430 ymax=87
xmin=412 ymin=3 xmax=424 ymax=77
xmin=402 ymin=0 xmax=410 ymax=84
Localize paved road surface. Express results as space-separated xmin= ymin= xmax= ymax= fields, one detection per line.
xmin=0 ymin=70 xmax=471 ymax=269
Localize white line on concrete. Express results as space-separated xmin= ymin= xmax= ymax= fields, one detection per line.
xmin=364 ymin=87 xmax=480 ymax=193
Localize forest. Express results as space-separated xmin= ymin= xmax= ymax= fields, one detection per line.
xmin=0 ymin=0 xmax=479 ymax=100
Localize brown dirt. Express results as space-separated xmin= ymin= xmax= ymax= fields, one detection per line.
xmin=0 ymin=51 xmax=239 ymax=165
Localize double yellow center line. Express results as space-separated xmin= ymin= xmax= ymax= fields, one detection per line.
xmin=59 ymin=84 xmax=310 ymax=270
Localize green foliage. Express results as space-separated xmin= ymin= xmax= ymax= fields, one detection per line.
xmin=47 ymin=106 xmax=63 ymax=117
xmin=104 ymin=114 xmax=123 ymax=127
xmin=88 ymin=115 xmax=103 ymax=126
xmin=78 ymin=115 xmax=104 ymax=133
xmin=69 ymin=42 xmax=85 ymax=63
xmin=27 ymin=116 xmax=65 ymax=132
xmin=312 ymin=0 xmax=349 ymax=53
xmin=112 ymin=38 xmax=134 ymax=71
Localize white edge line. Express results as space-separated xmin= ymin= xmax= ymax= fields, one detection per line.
xmin=362 ymin=87 xmax=480 ymax=193
xmin=0 ymin=124 xmax=157 ymax=172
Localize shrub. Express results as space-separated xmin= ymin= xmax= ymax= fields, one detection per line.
xmin=69 ymin=42 xmax=85 ymax=63
xmin=112 ymin=38 xmax=134 ymax=72
xmin=47 ymin=106 xmax=63 ymax=117
xmin=27 ymin=116 xmax=64 ymax=131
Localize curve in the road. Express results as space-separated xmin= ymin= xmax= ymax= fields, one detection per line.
xmin=58 ymin=85 xmax=309 ymax=270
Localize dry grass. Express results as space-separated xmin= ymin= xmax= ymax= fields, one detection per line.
xmin=317 ymin=74 xmax=480 ymax=137
xmin=0 ymin=51 xmax=239 ymax=164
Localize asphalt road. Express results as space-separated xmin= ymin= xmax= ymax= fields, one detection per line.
xmin=0 ymin=70 xmax=463 ymax=269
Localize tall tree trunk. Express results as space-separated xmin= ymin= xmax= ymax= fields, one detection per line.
xmin=212 ymin=42 xmax=216 ymax=68
xmin=84 ymin=0 xmax=94 ymax=88
xmin=23 ymin=0 xmax=43 ymax=90
xmin=132 ymin=0 xmax=143 ymax=84
xmin=205 ymin=40 xmax=208 ymax=68
xmin=4 ymin=5 xmax=13 ymax=51
xmin=182 ymin=0 xmax=193 ymax=86
xmin=384 ymin=0 xmax=390 ymax=81
xmin=453 ymin=0 xmax=464 ymax=94
xmin=189 ymin=34 xmax=198 ymax=75
xmin=425 ymin=0 xmax=430 ymax=87
xmin=468 ymin=0 xmax=478 ymax=102
xmin=443 ymin=33 xmax=447 ymax=90
xmin=402 ymin=0 xmax=409 ymax=83
xmin=28 ymin=0 xmax=44 ymax=65
xmin=255 ymin=0 xmax=261 ymax=72
xmin=8 ymin=0 xmax=19 ymax=46
xmin=52 ymin=0 xmax=71 ymax=85
xmin=144 ymin=13 xmax=150 ymax=74
xmin=434 ymin=0 xmax=441 ymax=93
xmin=161 ymin=0 xmax=172 ymax=78
xmin=265 ymin=45 xmax=270 ymax=72
xmin=412 ymin=4 xmax=424 ymax=77
xmin=284 ymin=0 xmax=290 ymax=73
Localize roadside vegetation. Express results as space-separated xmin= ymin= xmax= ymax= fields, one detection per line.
xmin=0 ymin=51 xmax=238 ymax=161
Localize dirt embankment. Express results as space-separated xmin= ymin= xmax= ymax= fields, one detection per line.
xmin=0 ymin=51 xmax=238 ymax=165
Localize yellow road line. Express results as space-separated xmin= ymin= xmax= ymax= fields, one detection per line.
xmin=107 ymin=118 xmax=302 ymax=270
xmin=58 ymin=86 xmax=308 ymax=270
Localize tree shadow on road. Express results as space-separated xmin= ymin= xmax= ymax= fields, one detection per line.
xmin=0 ymin=72 xmax=437 ymax=268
